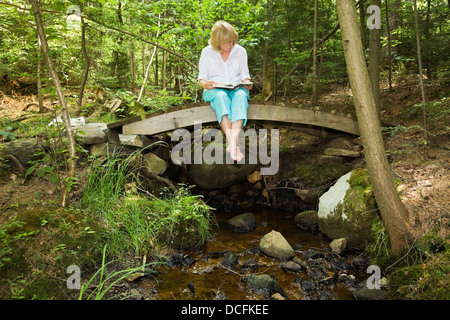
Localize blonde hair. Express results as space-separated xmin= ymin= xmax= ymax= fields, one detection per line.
xmin=209 ymin=20 xmax=238 ymax=52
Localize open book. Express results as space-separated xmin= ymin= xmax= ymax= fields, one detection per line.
xmin=213 ymin=81 xmax=253 ymax=90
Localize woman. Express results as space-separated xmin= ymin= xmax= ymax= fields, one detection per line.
xmin=198 ymin=20 xmax=252 ymax=162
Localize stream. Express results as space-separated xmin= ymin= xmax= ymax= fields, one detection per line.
xmin=136 ymin=205 xmax=367 ymax=300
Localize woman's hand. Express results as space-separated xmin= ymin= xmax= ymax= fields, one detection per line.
xmin=242 ymin=79 xmax=253 ymax=90
xmin=200 ymin=80 xmax=217 ymax=90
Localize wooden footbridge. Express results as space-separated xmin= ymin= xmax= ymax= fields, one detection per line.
xmin=107 ymin=101 xmax=360 ymax=136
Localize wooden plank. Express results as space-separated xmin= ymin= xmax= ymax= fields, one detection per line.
xmin=107 ymin=115 xmax=142 ymax=130
xmin=122 ymin=106 xmax=217 ymax=135
xmin=121 ymin=104 xmax=360 ymax=136
xmin=247 ymin=104 xmax=360 ymax=135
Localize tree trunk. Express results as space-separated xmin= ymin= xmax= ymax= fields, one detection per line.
xmin=336 ymin=0 xmax=414 ymax=256
xmin=359 ymin=0 xmax=366 ymax=51
xmin=29 ymin=0 xmax=77 ymax=207
xmin=36 ymin=33 xmax=44 ymax=112
xmin=138 ymin=14 xmax=161 ymax=102
xmin=385 ymin=0 xmax=393 ymax=91
xmin=388 ymin=0 xmax=401 ymax=54
xmin=130 ymin=41 xmax=136 ymax=93
xmin=78 ymin=3 xmax=90 ymax=106
xmin=111 ymin=0 xmax=124 ymax=81
xmin=312 ymin=0 xmax=319 ymax=107
xmin=413 ymin=0 xmax=428 ymax=157
xmin=368 ymin=0 xmax=381 ymax=120
xmin=154 ymin=47 xmax=159 ymax=87
xmin=424 ymin=0 xmax=432 ymax=80
xmin=162 ymin=48 xmax=166 ymax=90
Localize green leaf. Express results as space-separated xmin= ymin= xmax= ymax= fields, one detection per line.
xmin=43 ymin=166 xmax=53 ymax=173
xmin=26 ymin=167 xmax=35 ymax=177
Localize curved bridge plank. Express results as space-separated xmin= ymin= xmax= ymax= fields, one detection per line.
xmin=120 ymin=104 xmax=360 ymax=136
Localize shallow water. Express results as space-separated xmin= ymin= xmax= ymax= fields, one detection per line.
xmin=139 ymin=206 xmax=358 ymax=300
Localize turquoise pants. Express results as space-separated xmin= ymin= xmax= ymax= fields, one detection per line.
xmin=203 ymin=88 xmax=249 ymax=127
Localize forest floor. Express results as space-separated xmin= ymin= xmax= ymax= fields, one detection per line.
xmin=0 ymin=75 xmax=449 ymax=299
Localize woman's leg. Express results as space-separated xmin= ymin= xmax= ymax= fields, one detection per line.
xmin=203 ymin=88 xmax=248 ymax=161
xmin=228 ymin=88 xmax=249 ymax=161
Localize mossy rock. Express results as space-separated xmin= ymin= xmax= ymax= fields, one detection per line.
xmin=295 ymin=210 xmax=318 ymax=230
xmin=318 ymin=170 xmax=380 ymax=249
xmin=284 ymin=155 xmax=352 ymax=186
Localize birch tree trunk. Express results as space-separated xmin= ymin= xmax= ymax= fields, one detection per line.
xmin=336 ymin=0 xmax=414 ymax=256
xmin=29 ymin=0 xmax=77 ymax=207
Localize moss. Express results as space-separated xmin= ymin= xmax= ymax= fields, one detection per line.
xmin=348 ymin=168 xmax=371 ymax=189
xmin=388 ymin=265 xmax=424 ymax=300
xmin=365 ymin=219 xmax=395 ymax=269
xmin=285 ymin=155 xmax=352 ymax=186
xmin=387 ymin=231 xmax=450 ymax=300
xmin=318 ymin=170 xmax=380 ymax=249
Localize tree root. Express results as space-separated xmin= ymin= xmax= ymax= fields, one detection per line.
xmin=4 ymin=154 xmax=25 ymax=176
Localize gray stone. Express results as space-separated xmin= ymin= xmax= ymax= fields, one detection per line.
xmin=324 ymin=137 xmax=357 ymax=150
xmin=226 ymin=212 xmax=256 ymax=233
xmin=295 ymin=210 xmax=318 ymax=229
xmin=73 ymin=123 xmax=108 ymax=145
xmin=259 ymin=230 xmax=295 ymax=260
xmin=3 ymin=138 xmax=43 ymax=166
xmin=329 ymin=238 xmax=347 ymax=255
xmin=293 ymin=257 xmax=308 ymax=270
xmin=352 ymin=281 xmax=388 ymax=300
xmin=187 ymin=142 xmax=259 ymax=190
xmin=142 ymin=152 xmax=167 ymax=175
xmin=220 ymin=251 xmax=238 ymax=269
xmin=104 ymin=128 xmax=121 ymax=145
xmin=89 ymin=142 xmax=134 ymax=157
xmin=246 ymin=274 xmax=282 ymax=298
xmin=281 ymin=261 xmax=303 ymax=273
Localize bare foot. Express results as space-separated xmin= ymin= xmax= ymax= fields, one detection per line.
xmin=228 ymin=144 xmax=244 ymax=162
xmin=235 ymin=146 xmax=244 ymax=162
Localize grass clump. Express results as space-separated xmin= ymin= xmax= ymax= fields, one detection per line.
xmin=81 ymin=149 xmax=215 ymax=260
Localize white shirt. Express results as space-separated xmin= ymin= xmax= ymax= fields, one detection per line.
xmin=198 ymin=44 xmax=250 ymax=85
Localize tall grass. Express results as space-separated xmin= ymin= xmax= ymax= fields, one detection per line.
xmin=82 ymin=146 xmax=215 ymax=259
xmin=81 ymin=146 xmax=137 ymax=213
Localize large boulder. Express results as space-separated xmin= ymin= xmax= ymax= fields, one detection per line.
xmin=187 ymin=141 xmax=259 ymax=190
xmin=72 ymin=123 xmax=108 ymax=145
xmin=2 ymin=138 xmax=43 ymax=166
xmin=259 ymin=230 xmax=295 ymax=260
xmin=142 ymin=152 xmax=168 ymax=175
xmin=317 ymin=169 xmax=380 ymax=249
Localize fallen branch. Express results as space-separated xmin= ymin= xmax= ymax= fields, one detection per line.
xmin=12 ymin=112 xmax=54 ymax=122
xmin=4 ymin=154 xmax=25 ymax=176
